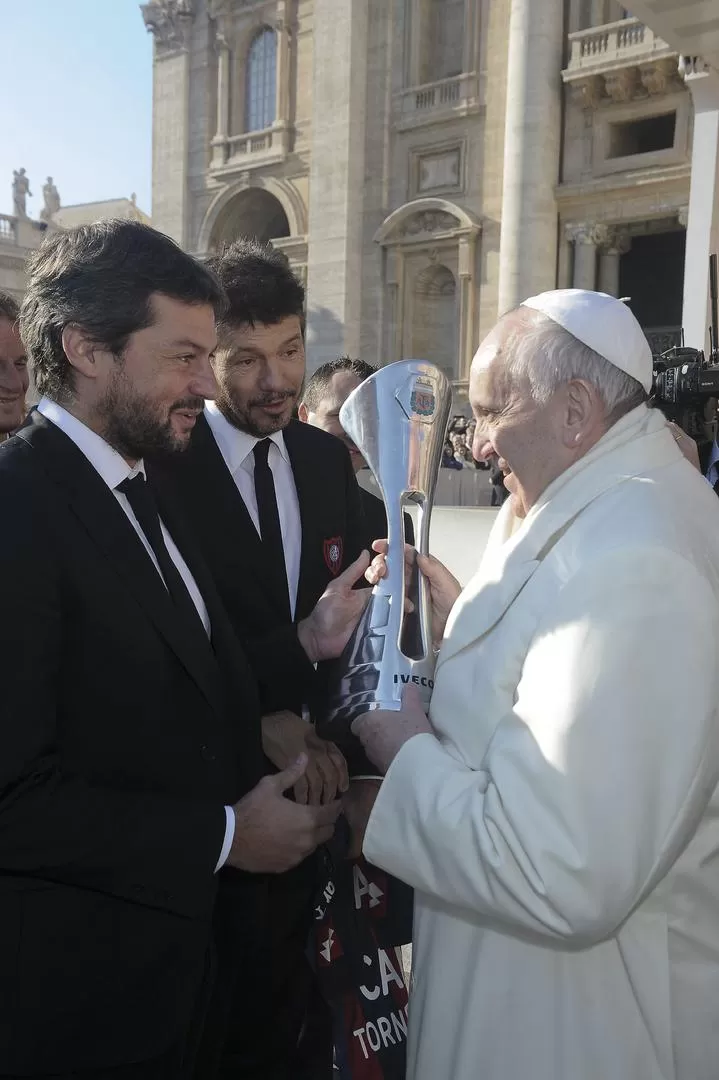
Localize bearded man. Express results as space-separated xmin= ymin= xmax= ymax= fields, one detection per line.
xmin=354 ymin=290 xmax=719 ymax=1080
xmin=0 ymin=221 xmax=363 ymax=1079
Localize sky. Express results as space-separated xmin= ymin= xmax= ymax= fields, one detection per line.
xmin=0 ymin=0 xmax=153 ymax=219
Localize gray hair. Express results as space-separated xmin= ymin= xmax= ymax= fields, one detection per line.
xmin=505 ymin=308 xmax=647 ymax=422
xmin=0 ymin=291 xmax=19 ymax=323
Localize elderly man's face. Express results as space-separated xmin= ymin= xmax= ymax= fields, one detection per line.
xmin=469 ymin=314 xmax=568 ymax=517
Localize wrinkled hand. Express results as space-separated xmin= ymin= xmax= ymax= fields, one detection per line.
xmin=667 ymin=421 xmax=701 ymax=471
xmin=342 ymin=779 xmax=382 ymax=860
xmin=297 ymin=551 xmax=370 ymax=663
xmin=352 ymin=685 xmax=433 ymax=774
xmin=262 ymin=710 xmax=349 ymax=804
xmin=366 ymin=540 xmax=461 ymax=647
xmin=227 ymin=755 xmax=342 ymax=873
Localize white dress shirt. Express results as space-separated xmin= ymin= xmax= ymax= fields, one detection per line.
xmin=204 ymin=402 xmax=302 ymax=618
xmin=37 ymin=398 xmax=234 ymax=871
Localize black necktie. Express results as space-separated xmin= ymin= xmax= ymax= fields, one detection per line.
xmin=252 ymin=439 xmax=291 ymax=618
xmin=117 ymin=473 xmax=207 ymax=638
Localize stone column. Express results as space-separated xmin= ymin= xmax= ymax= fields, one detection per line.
xmin=596 ymin=225 xmax=631 ymax=297
xmin=567 ymin=224 xmax=598 ymax=290
xmin=274 ymin=1 xmax=291 ymax=141
xmin=497 ymin=0 xmax=564 ymax=313
xmin=385 ymin=247 xmax=404 ymax=364
xmin=458 ymin=234 xmax=477 ymax=381
xmin=305 ymin=0 xmax=368 ymax=371
xmin=210 ymin=31 xmax=230 ymax=167
xmin=590 ymin=0 xmax=607 ymax=26
xmin=141 ymin=0 xmax=194 ymax=246
xmin=461 ymin=0 xmax=480 ymax=84
xmin=598 ymin=249 xmax=621 ymax=297
xmin=681 ymin=64 xmax=719 ymax=352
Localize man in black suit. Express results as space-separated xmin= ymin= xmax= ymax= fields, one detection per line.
xmin=0 ymin=221 xmax=359 ymax=1079
xmin=150 ymin=241 xmax=371 ymax=1079
xmin=298 ymin=356 xmax=415 ymax=547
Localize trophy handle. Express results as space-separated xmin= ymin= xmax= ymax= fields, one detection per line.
xmin=376 ymin=488 xmax=413 ymax=677
xmin=413 ymin=495 xmax=433 ymax=657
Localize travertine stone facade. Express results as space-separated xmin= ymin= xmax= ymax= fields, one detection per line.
xmin=142 ymin=0 xmax=702 ymax=395
xmin=305 ymin=0 xmax=370 ymax=365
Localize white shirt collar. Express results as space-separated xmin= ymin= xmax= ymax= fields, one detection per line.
xmin=37 ymin=397 xmax=145 ymax=488
xmin=204 ymin=401 xmax=290 ymax=474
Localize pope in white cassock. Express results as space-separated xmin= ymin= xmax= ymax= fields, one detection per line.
xmin=351 ymin=290 xmax=719 ymax=1080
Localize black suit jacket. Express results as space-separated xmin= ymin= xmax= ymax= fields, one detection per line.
xmin=150 ymin=414 xmax=369 ymax=1077
xmin=150 ymin=414 xmax=367 ymax=718
xmin=0 ymin=413 xmax=265 ymax=1074
xmin=359 ymin=484 xmax=415 ymax=548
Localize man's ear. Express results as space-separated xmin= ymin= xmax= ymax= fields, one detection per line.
xmin=563 ymin=378 xmax=596 ymax=448
xmin=297 ymin=401 xmax=309 ymax=423
xmin=61 ymin=325 xmax=100 ymax=380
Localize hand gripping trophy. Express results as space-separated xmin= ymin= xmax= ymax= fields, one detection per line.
xmin=318 ymin=360 xmax=452 ymax=770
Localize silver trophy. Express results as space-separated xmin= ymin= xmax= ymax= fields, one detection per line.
xmin=318 ymin=360 xmax=452 ymax=754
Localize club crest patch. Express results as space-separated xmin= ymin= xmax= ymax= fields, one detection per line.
xmin=324 ymin=536 xmax=343 ymax=576
xmin=409 ymin=378 xmax=436 ymax=418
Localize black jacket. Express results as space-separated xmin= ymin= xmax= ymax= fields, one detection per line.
xmin=359 ymin=484 xmax=415 ymax=549
xmin=150 ymin=414 xmax=371 ymax=1077
xmin=0 ymin=413 xmax=265 ymax=1074
xmin=151 ymin=414 xmax=368 ymax=718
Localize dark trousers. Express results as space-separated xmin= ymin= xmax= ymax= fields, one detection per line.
xmin=0 ymin=1047 xmax=184 ymax=1080
xmin=2 ymin=947 xmax=215 ymax=1080
xmin=193 ymin=867 xmax=333 ymax=1080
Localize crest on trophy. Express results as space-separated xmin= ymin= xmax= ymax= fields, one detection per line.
xmin=408 ymin=379 xmax=436 ymax=420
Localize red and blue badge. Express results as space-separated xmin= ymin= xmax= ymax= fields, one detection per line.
xmin=324 ymin=536 xmax=343 ymax=576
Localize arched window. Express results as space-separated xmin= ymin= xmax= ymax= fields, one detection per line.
xmin=420 ymin=0 xmax=465 ymax=84
xmin=245 ymin=27 xmax=276 ymax=132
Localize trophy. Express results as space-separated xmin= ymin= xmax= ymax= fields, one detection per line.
xmin=317 ymin=360 xmax=452 ymax=761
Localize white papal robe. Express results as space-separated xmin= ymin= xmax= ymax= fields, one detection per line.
xmin=364 ymin=405 xmax=719 ymax=1080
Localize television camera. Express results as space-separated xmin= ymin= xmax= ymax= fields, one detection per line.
xmin=651 ymin=254 xmax=719 ymax=442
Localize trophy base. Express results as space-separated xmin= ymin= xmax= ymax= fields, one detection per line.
xmin=317 ymin=663 xmax=434 ymax=778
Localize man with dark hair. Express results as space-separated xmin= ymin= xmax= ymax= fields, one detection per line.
xmin=150 ymin=238 xmax=370 ymax=1079
xmin=0 ymin=221 xmax=360 ymax=1079
xmin=299 ymin=356 xmax=414 ymax=546
xmin=0 ymin=292 xmax=28 ymax=441
xmin=299 ymin=355 xmax=376 ymax=471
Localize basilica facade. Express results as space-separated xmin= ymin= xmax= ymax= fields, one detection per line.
xmin=142 ymin=0 xmax=704 ymax=397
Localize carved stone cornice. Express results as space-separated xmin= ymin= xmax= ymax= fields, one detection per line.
xmin=591 ymin=224 xmax=631 ymax=254
xmin=603 ymin=68 xmax=642 ymax=104
xmin=208 ymin=0 xmax=264 ymax=14
xmin=569 ymin=75 xmax=606 ymax=110
xmin=565 ymin=222 xmax=631 ymax=252
xmin=568 ymin=58 xmax=682 ymax=110
xmin=639 ymin=58 xmax=682 ymax=96
xmin=565 ymin=222 xmax=597 ymax=246
xmin=141 ymin=0 xmax=194 ymax=55
xmin=398 ymin=210 xmax=459 ymax=237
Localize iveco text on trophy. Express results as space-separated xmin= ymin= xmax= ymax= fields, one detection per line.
xmin=318 ymin=360 xmax=452 ymax=758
